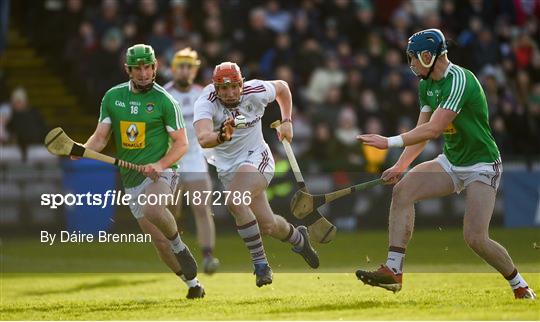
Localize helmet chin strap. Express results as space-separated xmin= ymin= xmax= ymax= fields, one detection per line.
xmin=130 ymin=66 xmax=156 ymax=93
xmin=132 ymin=81 xmax=154 ymax=92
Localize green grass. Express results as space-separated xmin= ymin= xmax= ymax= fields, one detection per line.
xmin=1 ymin=228 xmax=539 ymax=320
xmin=2 ymin=273 xmax=539 ymax=320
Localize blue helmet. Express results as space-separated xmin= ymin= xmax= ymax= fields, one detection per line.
xmin=406 ymin=29 xmax=447 ymax=68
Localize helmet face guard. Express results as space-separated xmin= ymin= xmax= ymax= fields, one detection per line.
xmin=406 ymin=29 xmax=447 ymax=79
xmin=125 ymin=44 xmax=157 ymax=92
xmin=212 ymin=62 xmax=244 ymax=109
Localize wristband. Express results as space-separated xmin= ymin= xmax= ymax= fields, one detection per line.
xmin=387 ymin=135 xmax=404 ymax=148
xmin=282 ymin=118 xmax=292 ymax=124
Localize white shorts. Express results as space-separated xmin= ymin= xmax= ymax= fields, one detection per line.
xmin=124 ymin=170 xmax=179 ymax=219
xmin=217 ymin=145 xmax=275 ymax=189
xmin=435 ymin=154 xmax=502 ymax=194
xmin=177 ymin=149 xmax=211 ymax=183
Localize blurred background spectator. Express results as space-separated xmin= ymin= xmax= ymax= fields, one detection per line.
xmin=5 ymin=0 xmax=540 ymax=171
xmin=2 ymin=87 xmax=48 ymax=161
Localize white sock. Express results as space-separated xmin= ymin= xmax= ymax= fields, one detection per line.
xmin=179 ymin=274 xmax=200 ymax=288
xmin=508 ymin=272 xmax=528 ymax=290
xmin=386 ymin=251 xmax=405 ymax=274
xmin=169 ymin=232 xmax=186 ymax=253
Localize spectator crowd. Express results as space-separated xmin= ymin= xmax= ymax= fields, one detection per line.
xmin=10 ymin=0 xmax=540 ymax=172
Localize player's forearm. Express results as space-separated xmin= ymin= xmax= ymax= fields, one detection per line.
xmin=83 ymin=123 xmax=111 ymax=152
xmin=84 ymin=133 xmax=109 ymax=152
xmin=394 ymin=142 xmax=427 ymax=170
xmin=401 ymin=122 xmax=442 ymax=146
xmin=157 ymin=140 xmax=188 ymax=169
xmin=197 ymin=131 xmax=221 ymax=148
xmin=194 ymin=119 xmax=223 ymax=148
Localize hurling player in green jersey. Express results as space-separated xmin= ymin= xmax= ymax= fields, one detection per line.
xmin=356 ymin=29 xmax=535 ymax=299
xmin=79 ymin=44 xmax=204 ymax=299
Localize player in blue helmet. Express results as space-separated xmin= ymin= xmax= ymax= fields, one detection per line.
xmin=406 ymin=28 xmax=447 ymax=80
xmin=357 ymin=29 xmax=536 ymax=299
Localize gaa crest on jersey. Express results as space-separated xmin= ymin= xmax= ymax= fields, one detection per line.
xmin=145 ymin=103 xmax=155 ymax=113
xmin=120 ymin=121 xmax=146 ymax=149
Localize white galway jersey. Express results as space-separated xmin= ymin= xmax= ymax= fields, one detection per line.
xmin=193 ymin=79 xmax=276 ymax=170
xmin=163 ymin=82 xmax=204 ymax=156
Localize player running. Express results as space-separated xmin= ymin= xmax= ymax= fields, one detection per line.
xmin=193 ymin=62 xmax=319 ymax=287
xmin=356 ymin=29 xmax=536 ymax=299
xmin=79 ymin=44 xmax=205 ymax=299
xmin=164 ymin=48 xmax=220 ymax=274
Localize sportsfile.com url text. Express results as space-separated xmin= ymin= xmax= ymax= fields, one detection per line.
xmin=40 ymin=190 xmax=252 ymax=209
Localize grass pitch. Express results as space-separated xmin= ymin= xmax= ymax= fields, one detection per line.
xmin=2 ymin=272 xmax=539 ymax=320
xmin=1 ymin=228 xmax=539 ymax=320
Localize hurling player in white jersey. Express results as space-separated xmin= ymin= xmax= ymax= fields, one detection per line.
xmin=194 ymin=62 xmax=319 ymax=287
xmin=164 ymin=48 xmax=220 ymax=274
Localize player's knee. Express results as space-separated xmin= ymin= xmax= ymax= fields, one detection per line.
xmin=142 ymin=204 xmax=165 ymax=221
xmin=392 ymin=180 xmax=414 ymax=204
xmin=463 ymin=230 xmax=488 ymax=250
xmin=259 ymin=218 xmax=277 ymax=235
